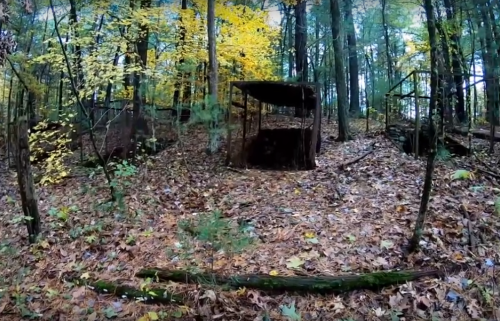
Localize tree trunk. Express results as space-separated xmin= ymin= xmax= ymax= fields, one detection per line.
xmin=68 ymin=0 xmax=86 ymax=110
xmin=294 ymin=0 xmax=308 ymax=118
xmin=381 ymin=0 xmax=394 ymax=86
xmin=207 ymin=0 xmax=217 ymax=103
xmin=443 ymin=0 xmax=466 ymax=123
xmin=409 ymin=0 xmax=440 ymax=253
xmin=476 ymin=0 xmax=499 ymax=129
xmin=435 ymin=15 xmax=454 ymax=125
xmin=344 ymin=0 xmax=360 ymax=117
xmin=314 ymin=14 xmax=320 ymax=82
xmin=12 ymin=118 xmax=41 ymax=244
xmin=287 ymin=5 xmax=294 ymax=79
xmin=206 ymin=0 xmax=219 ymax=153
xmin=128 ymin=0 xmax=151 ymax=158
xmin=172 ymin=0 xmax=190 ymax=120
xmin=330 ymin=0 xmax=351 ymax=141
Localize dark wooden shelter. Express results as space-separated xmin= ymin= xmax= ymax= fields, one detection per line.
xmin=226 ymin=81 xmax=321 ymax=170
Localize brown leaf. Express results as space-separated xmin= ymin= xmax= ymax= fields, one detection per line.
xmin=0 ymin=299 xmax=7 ymax=313
xmin=60 ymin=248 xmax=68 ymax=257
xmin=87 ymin=311 xmax=97 ymax=321
xmin=71 ymin=286 xmax=86 ymax=301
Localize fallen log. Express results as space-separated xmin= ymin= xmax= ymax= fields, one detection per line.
xmin=64 ymin=274 xmax=183 ymax=304
xmin=135 ymin=266 xmax=463 ymax=294
xmin=442 ymin=135 xmax=470 ymax=156
xmin=451 ymin=126 xmax=500 ymax=142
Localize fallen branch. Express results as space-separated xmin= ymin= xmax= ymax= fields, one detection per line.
xmin=135 ymin=266 xmax=463 ymax=294
xmin=226 ymin=166 xmax=245 ymax=174
xmin=473 ymin=153 xmax=500 ymax=180
xmin=338 ymin=142 xmax=376 ymax=170
xmin=64 ymin=274 xmax=183 ymax=304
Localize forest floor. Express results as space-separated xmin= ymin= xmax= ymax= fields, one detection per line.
xmin=0 ymin=118 xmax=500 ymax=321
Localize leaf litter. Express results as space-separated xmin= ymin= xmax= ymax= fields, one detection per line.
xmin=0 ymin=119 xmax=499 ymax=320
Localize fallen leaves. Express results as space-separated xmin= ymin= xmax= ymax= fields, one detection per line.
xmin=138 ymin=311 xmax=159 ymax=321
xmin=1 ymin=120 xmax=500 ymax=320
xmin=286 ymin=256 xmax=304 ymax=269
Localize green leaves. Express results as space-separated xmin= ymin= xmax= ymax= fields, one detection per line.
xmin=451 ymin=169 xmax=474 ymax=180
xmin=280 ymin=301 xmax=301 ymax=321
xmin=380 ymin=240 xmax=394 ymax=250
xmin=286 ymin=256 xmax=304 ymax=269
xmin=494 ymin=197 xmax=500 ymax=216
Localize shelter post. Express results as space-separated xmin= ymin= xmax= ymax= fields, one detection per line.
xmin=225 ymin=82 xmax=234 ymax=166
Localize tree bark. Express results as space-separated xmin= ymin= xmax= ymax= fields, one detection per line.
xmin=344 ymin=0 xmax=360 ymax=117
xmin=172 ymin=0 xmax=191 ymax=120
xmin=409 ymin=0 xmax=440 ymax=253
xmin=206 ymin=0 xmax=219 ymax=153
xmin=128 ymin=0 xmax=151 ymax=158
xmin=443 ymin=0 xmax=466 ymax=123
xmin=330 ymin=0 xmax=351 ymax=141
xmin=435 ymin=15 xmax=454 ymax=125
xmin=286 ymin=5 xmax=294 ymax=79
xmin=294 ymin=0 xmax=308 ymax=117
xmin=12 ymin=118 xmax=41 ymax=244
xmin=381 ymin=0 xmax=394 ymax=87
xmin=476 ymin=0 xmax=499 ymax=129
xmin=207 ymin=0 xmax=217 ymax=98
xmin=136 ymin=266 xmax=463 ymax=294
xmin=65 ymin=276 xmax=183 ymax=304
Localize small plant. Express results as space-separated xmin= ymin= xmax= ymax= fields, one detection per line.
xmin=85 ymin=234 xmax=98 ymax=244
xmin=48 ymin=205 xmax=78 ymax=222
xmin=190 ymin=99 xmax=226 ymax=154
xmin=109 ymin=160 xmax=137 ymax=211
xmin=125 ymin=234 xmax=136 ymax=245
xmin=69 ymin=222 xmax=103 ymax=240
xmin=113 ymin=160 xmax=137 ymax=179
xmin=176 ymin=210 xmax=253 ymax=270
xmin=436 ymin=143 xmax=451 ymax=161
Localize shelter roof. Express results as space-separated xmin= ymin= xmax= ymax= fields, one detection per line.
xmin=232 ymin=81 xmax=318 ymax=109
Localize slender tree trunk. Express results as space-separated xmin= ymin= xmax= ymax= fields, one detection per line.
xmin=287 ymin=6 xmax=294 ymax=79
xmin=344 ymin=0 xmax=360 ymax=116
xmin=207 ymin=0 xmax=218 ymax=153
xmin=12 ymin=118 xmax=41 ymax=244
xmin=294 ymin=0 xmax=307 ymax=82
xmin=294 ymin=0 xmax=308 ymax=117
xmin=477 ymin=0 xmax=499 ymax=130
xmin=443 ymin=0 xmax=466 ymax=123
xmin=207 ymin=0 xmax=217 ymax=100
xmin=330 ymin=0 xmax=350 ymax=141
xmin=381 ymin=0 xmax=393 ymax=86
xmin=435 ymin=15 xmax=453 ymax=125
xmin=314 ymin=15 xmax=320 ymax=82
xmin=128 ymin=0 xmax=151 ymax=158
xmin=68 ymin=0 xmax=85 ymax=101
xmin=409 ymin=0 xmax=440 ymax=253
xmin=173 ymin=0 xmax=190 ymax=116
